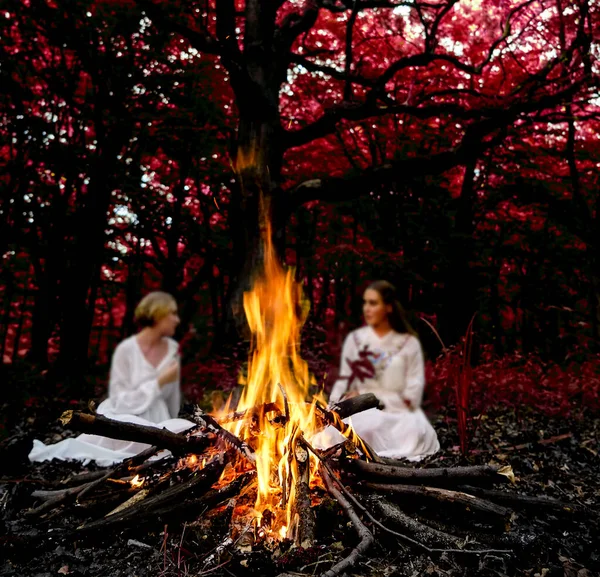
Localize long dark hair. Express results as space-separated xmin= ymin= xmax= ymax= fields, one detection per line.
xmin=367 ymin=280 xmax=416 ymax=336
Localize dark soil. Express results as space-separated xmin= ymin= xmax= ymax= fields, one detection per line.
xmin=1 ymin=404 xmax=598 ymax=577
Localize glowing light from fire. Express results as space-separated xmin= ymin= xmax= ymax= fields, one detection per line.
xmin=233 ymin=214 xmax=325 ymax=538
xmin=218 ymin=149 xmax=329 ymax=538
xmin=130 ymin=475 xmax=144 ymax=488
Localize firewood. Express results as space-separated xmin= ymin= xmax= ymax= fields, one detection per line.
xmin=330 ymin=393 xmax=384 ymax=419
xmin=75 ymin=454 xmax=227 ymax=533
xmin=77 ymin=444 xmax=160 ymax=501
xmin=321 ymin=467 xmax=374 ymax=577
xmin=26 ymin=444 xmax=162 ymax=517
xmin=349 ymin=460 xmax=514 ymax=486
xmin=457 ymin=485 xmax=597 ymax=516
xmin=61 ymin=470 xmax=107 ymax=485
xmin=365 ymin=496 xmax=465 ymax=549
xmin=290 ymin=441 xmax=315 ymax=548
xmin=363 ymin=483 xmax=512 ymax=518
xmin=364 ymin=496 xmax=511 ymax=555
xmin=60 ymin=411 xmax=212 ymax=455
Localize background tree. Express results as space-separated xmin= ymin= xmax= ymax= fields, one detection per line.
xmin=0 ymin=0 xmax=598 ymax=388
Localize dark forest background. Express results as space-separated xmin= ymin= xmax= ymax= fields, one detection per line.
xmin=1 ymin=0 xmax=599 ymax=438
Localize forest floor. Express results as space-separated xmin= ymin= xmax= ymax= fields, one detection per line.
xmin=1 ymin=401 xmax=598 ymax=577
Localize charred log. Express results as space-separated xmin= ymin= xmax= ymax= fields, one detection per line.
xmin=76 ymin=454 xmax=228 ymax=534
xmin=349 ymin=460 xmax=514 ymax=486
xmin=60 ymin=411 xmax=212 ymax=455
xmin=363 ymin=483 xmax=512 ymax=518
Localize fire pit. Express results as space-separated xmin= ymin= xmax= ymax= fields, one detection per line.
xmin=22 ymin=218 xmax=588 ymax=576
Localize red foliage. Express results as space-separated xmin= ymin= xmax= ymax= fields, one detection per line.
xmin=427 ymin=345 xmax=600 ymax=419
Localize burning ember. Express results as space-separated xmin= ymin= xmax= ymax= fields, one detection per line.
xmin=218 ymin=213 xmax=325 ymax=542
xmin=129 ymin=475 xmax=144 ymax=489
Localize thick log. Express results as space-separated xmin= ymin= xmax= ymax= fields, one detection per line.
xmin=349 ymin=460 xmax=513 ymax=486
xmin=365 ymin=496 xmax=464 ymax=549
xmin=363 ymin=483 xmax=511 ymax=518
xmin=60 ymin=411 xmax=211 ymax=455
xmin=330 ymin=393 xmax=384 ymax=419
xmin=119 ymin=471 xmax=255 ymax=536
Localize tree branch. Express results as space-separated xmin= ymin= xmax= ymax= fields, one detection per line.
xmin=276 ymin=1 xmax=320 ymax=60
xmin=282 ymin=0 xmax=547 ymax=149
xmin=287 ymin=83 xmax=584 ymax=208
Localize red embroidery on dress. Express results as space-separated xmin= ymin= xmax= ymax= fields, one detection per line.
xmin=339 ymin=331 xmax=412 ymax=391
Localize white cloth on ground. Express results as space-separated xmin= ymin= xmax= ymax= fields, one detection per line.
xmin=311 ymin=326 xmax=440 ymax=461
xmin=28 ymin=336 xmax=194 ymax=467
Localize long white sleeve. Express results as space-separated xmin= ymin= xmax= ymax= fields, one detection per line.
xmin=162 ymin=371 xmax=182 ymax=419
xmin=108 ymin=344 xmax=161 ymax=415
xmin=374 ymin=336 xmax=425 ymax=411
xmin=329 ymin=333 xmax=358 ymax=403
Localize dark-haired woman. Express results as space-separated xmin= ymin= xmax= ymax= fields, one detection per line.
xmin=324 ymin=281 xmax=439 ymax=460
xmin=29 ymin=292 xmax=194 ymax=466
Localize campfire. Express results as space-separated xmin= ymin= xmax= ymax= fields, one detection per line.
xmin=25 ymin=209 xmax=584 ymax=575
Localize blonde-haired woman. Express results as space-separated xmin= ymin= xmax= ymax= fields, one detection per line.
xmin=29 ymin=292 xmax=194 ymax=466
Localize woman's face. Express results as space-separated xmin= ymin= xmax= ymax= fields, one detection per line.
xmin=363 ymin=289 xmax=391 ymax=328
xmin=155 ymin=305 xmax=180 ymax=337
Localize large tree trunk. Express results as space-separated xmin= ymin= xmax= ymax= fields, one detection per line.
xmin=219 ymin=1 xmax=286 ymax=348
xmin=439 ymin=157 xmax=479 ymax=347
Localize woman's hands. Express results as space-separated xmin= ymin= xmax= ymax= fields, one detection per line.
xmin=158 ymin=359 xmax=180 ymax=387
xmin=341 ymin=389 xmax=359 ymax=401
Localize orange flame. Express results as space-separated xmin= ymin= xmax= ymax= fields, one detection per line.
xmin=223 ymin=204 xmax=326 ymax=539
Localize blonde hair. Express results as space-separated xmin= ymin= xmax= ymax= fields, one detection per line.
xmin=134 ymin=291 xmax=177 ymax=327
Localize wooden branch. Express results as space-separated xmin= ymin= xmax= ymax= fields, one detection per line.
xmin=134 ymin=470 xmax=256 ymax=529
xmin=192 ymin=409 xmax=256 ymax=464
xmin=298 ymin=436 xmax=509 ymax=555
xmin=60 ymin=411 xmax=211 ymax=455
xmin=276 ymin=1 xmax=320 ymax=55
xmin=26 ymin=482 xmax=97 ymax=517
xmin=289 ymin=53 xmax=375 ymax=87
xmin=364 ymin=494 xmax=511 ymax=554
xmin=27 ymin=445 xmax=163 ymax=517
xmin=218 ymin=393 xmax=380 ymax=426
xmin=330 ymin=393 xmax=384 ymax=419
xmin=290 ymin=441 xmax=315 ymax=548
xmin=349 ymin=460 xmax=514 ymax=486
xmin=61 ymin=470 xmax=107 ymax=485
xmin=458 ymin=485 xmax=597 ymax=517
xmin=76 ymin=455 xmax=227 ymax=533
xmin=366 ymin=495 xmax=463 ymax=549
xmin=315 ymin=405 xmax=381 ymax=462
xmin=363 ymin=483 xmax=511 ymax=518
xmin=283 ymin=100 xmax=473 ymax=151
xmin=321 ymin=467 xmax=374 ymax=577
xmin=76 ymin=444 xmax=159 ymax=502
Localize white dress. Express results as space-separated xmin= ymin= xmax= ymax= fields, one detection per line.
xmin=28 ymin=336 xmax=194 ymax=467
xmin=313 ymin=326 xmax=439 ymax=461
